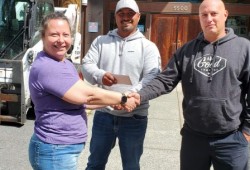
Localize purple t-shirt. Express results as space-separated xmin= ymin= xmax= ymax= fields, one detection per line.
xmin=29 ymin=51 xmax=87 ymax=144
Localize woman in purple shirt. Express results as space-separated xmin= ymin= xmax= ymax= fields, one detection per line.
xmin=28 ymin=12 xmax=136 ymax=170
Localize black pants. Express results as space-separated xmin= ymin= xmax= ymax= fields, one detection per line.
xmin=180 ymin=128 xmax=249 ymax=170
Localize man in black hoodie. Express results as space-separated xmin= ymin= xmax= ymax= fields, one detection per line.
xmin=129 ymin=0 xmax=250 ymax=169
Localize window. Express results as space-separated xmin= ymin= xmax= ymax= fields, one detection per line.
xmin=0 ymin=0 xmax=31 ymax=59
xmin=226 ymin=16 xmax=250 ymax=39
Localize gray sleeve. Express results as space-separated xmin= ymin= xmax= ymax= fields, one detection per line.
xmin=130 ymin=43 xmax=161 ymax=92
xmin=242 ymin=40 xmax=250 ymax=135
xmin=138 ymin=53 xmax=181 ymax=102
xmin=82 ymin=37 xmax=106 ymax=85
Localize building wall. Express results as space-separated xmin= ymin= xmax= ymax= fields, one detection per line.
xmin=54 ymin=0 xmax=80 ymax=7
xmin=82 ymin=1 xmax=250 ymax=56
xmin=83 ymin=0 xmax=104 ymax=56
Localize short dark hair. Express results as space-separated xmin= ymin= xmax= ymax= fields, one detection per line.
xmin=40 ymin=12 xmax=71 ymax=37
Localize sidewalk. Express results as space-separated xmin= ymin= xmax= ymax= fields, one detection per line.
xmin=78 ymin=83 xmax=184 ymax=170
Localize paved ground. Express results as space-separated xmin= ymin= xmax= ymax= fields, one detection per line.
xmin=78 ymin=84 xmax=184 ymax=170
xmin=2 ymin=83 xmax=246 ymax=170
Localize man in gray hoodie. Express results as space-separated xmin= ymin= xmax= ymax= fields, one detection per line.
xmin=130 ymin=0 xmax=250 ymax=170
xmin=82 ymin=0 xmax=161 ymax=169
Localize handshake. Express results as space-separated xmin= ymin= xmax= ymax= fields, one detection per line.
xmin=85 ymin=92 xmax=142 ymax=112
xmin=114 ymin=92 xmax=141 ymax=112
xmin=85 ymin=73 xmax=143 ymax=112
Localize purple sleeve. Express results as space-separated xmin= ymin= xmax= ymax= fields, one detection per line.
xmin=39 ymin=59 xmax=79 ymax=98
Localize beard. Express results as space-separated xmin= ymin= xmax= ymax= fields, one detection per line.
xmin=120 ymin=21 xmax=134 ymax=32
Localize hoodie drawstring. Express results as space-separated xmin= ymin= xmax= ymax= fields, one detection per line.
xmin=209 ymin=42 xmax=218 ymax=81
xmin=189 ymin=40 xmax=219 ymax=83
xmin=119 ymin=40 xmax=126 ymax=56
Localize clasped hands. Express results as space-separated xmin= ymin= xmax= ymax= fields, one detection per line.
xmin=102 ymin=72 xmax=140 ymax=112
xmin=113 ymin=92 xmax=141 ymax=112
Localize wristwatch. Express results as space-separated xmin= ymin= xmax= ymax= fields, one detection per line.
xmin=120 ymin=93 xmax=127 ymax=105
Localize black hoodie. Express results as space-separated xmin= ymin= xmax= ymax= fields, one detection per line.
xmin=139 ymin=28 xmax=250 ymax=136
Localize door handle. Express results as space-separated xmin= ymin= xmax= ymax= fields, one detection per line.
xmin=171 ymin=42 xmax=177 ymax=55
xmin=171 ymin=40 xmax=182 ymax=54
xmin=177 ymin=40 xmax=182 ymax=49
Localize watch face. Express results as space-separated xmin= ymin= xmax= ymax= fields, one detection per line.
xmin=121 ymin=94 xmax=127 ymax=104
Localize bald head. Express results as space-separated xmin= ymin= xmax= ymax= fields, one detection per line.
xmin=199 ymin=0 xmax=226 ymax=12
xmin=199 ymin=0 xmax=228 ymax=42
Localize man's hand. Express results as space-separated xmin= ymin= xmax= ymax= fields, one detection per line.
xmin=242 ymin=131 xmax=250 ymax=142
xmin=112 ymin=93 xmax=141 ymax=112
xmin=122 ymin=96 xmax=138 ymax=112
xmin=102 ymin=72 xmax=117 ymax=86
xmin=112 ymin=104 xmax=123 ymax=110
xmin=127 ymin=92 xmax=141 ymax=106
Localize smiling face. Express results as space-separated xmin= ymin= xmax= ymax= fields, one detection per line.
xmin=42 ymin=19 xmax=72 ymax=61
xmin=115 ymin=8 xmax=140 ymax=38
xmin=199 ymin=0 xmax=228 ymax=42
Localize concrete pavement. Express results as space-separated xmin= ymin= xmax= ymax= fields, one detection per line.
xmin=0 ymin=83 xmax=184 ymax=170
xmin=0 ymin=83 xmax=218 ymax=170
xmin=78 ymin=83 xmax=184 ymax=170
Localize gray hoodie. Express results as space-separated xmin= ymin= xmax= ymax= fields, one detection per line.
xmin=82 ymin=29 xmax=161 ymax=116
xmin=139 ymin=28 xmax=250 ymax=135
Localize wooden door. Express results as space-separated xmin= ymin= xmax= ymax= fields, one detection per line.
xmin=151 ymin=14 xmax=201 ymax=69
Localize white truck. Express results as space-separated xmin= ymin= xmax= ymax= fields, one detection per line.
xmin=0 ymin=0 xmax=81 ymax=124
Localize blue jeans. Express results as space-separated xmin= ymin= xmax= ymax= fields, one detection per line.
xmin=181 ymin=127 xmax=249 ymax=170
xmin=86 ymin=111 xmax=148 ymax=170
xmin=29 ymin=134 xmax=84 ymax=170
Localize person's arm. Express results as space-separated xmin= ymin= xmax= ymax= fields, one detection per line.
xmin=82 ymin=37 xmax=106 ymax=85
xmin=242 ymin=86 xmax=250 ymax=142
xmin=85 ymin=104 xmax=106 ymax=110
xmin=239 ymin=41 xmax=250 ymax=141
xmin=138 ymin=51 xmax=182 ymax=102
xmin=242 ymin=67 xmax=250 ymax=141
xmin=62 ymin=80 xmax=138 ymax=111
xmin=130 ymin=43 xmax=161 ymax=92
xmin=127 ymin=61 xmax=181 ymax=105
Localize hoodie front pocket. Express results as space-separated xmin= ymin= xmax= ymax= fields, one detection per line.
xmin=184 ymin=97 xmax=233 ymax=134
